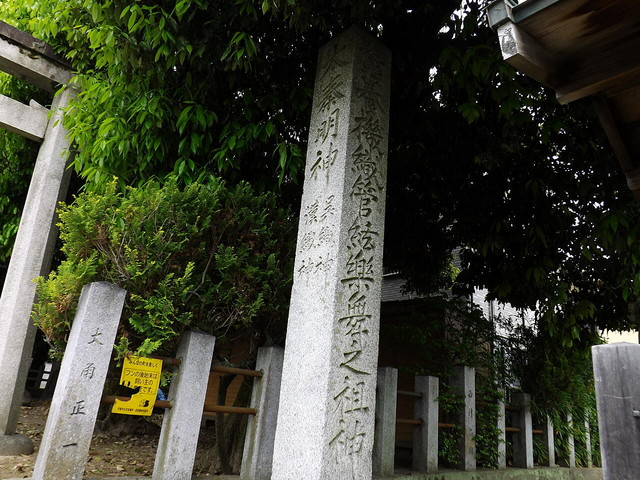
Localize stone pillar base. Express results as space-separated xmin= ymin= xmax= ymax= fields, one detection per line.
xmin=0 ymin=433 xmax=34 ymax=455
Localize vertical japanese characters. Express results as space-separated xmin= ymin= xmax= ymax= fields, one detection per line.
xmin=33 ymin=282 xmax=125 ymax=480
xmin=296 ymin=28 xmax=390 ymax=466
xmin=272 ymin=28 xmax=390 ymax=480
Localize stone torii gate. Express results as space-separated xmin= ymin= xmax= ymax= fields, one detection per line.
xmin=0 ymin=21 xmax=75 ymax=455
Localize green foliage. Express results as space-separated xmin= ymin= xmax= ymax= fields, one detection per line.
xmin=383 ymin=295 xmax=600 ymax=469
xmin=33 ymin=178 xmax=294 ymax=359
xmin=507 ymin=321 xmax=600 ymax=467
xmin=0 ymin=0 xmax=315 ymax=193
xmin=0 ymin=0 xmax=638 ymax=345
xmin=383 ymin=295 xmax=506 ymax=468
xmin=475 ymin=380 xmax=503 ymax=468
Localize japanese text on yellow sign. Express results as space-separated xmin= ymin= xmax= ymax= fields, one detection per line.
xmin=112 ymin=356 xmax=162 ymax=416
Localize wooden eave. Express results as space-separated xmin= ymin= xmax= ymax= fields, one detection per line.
xmin=487 ymin=0 xmax=640 ymax=199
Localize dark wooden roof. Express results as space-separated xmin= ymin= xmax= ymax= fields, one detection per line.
xmin=487 ymin=0 xmax=640 ymax=199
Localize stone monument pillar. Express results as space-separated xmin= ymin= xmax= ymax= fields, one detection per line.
xmin=271 ymin=27 xmax=391 ymax=480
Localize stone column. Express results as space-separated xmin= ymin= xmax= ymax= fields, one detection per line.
xmin=451 ymin=366 xmax=476 ymax=471
xmin=512 ymin=392 xmax=533 ymax=468
xmin=241 ymin=346 xmax=285 ymax=480
xmin=152 ymin=331 xmax=216 ymax=480
xmin=0 ymin=86 xmax=75 ymax=454
xmin=584 ymin=418 xmax=593 ymax=468
xmin=271 ymin=27 xmax=391 ymax=480
xmin=32 ymin=282 xmax=125 ymax=479
xmin=373 ymin=367 xmax=397 ymax=477
xmin=413 ymin=375 xmax=438 ymax=473
xmin=566 ymin=412 xmax=576 ymax=468
xmin=542 ymin=416 xmax=555 ymax=467
xmin=593 ymin=343 xmax=640 ymax=478
xmin=497 ymin=392 xmax=507 ymax=469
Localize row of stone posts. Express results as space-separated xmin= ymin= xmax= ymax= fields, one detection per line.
xmin=23 ymin=281 xmax=598 ymax=479
xmin=373 ymin=365 xmax=594 ymax=476
xmin=30 ymin=281 xmax=286 ymax=480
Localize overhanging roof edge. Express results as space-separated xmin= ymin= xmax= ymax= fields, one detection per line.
xmin=486 ymin=0 xmax=562 ymax=30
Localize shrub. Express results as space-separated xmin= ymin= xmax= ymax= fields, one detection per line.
xmin=33 ymin=177 xmax=294 ymax=359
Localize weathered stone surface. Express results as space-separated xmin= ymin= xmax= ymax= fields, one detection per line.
xmin=32 ymin=282 xmax=125 ymax=480
xmin=0 ymin=94 xmax=49 ymax=141
xmin=373 ymin=367 xmax=397 ymax=476
xmin=542 ymin=416 xmax=556 ymax=467
xmin=592 ymin=342 xmax=640 ymax=480
xmin=451 ymin=366 xmax=476 ymax=471
xmin=0 ymin=26 xmax=71 ymax=91
xmin=0 ymin=433 xmax=33 ymax=455
xmin=152 ymin=331 xmax=216 ymax=480
xmin=271 ymin=27 xmax=391 ymax=480
xmin=564 ymin=413 xmax=576 ymax=468
xmin=512 ymin=392 xmax=533 ymax=469
xmin=496 ymin=392 xmax=506 ymax=469
xmin=413 ymin=375 xmax=438 ymax=474
xmin=0 ymin=86 xmax=75 ymax=451
xmin=241 ymin=346 xmax=285 ymax=480
xmin=0 ymin=21 xmax=70 ymax=68
xmin=381 ymin=466 xmax=604 ymax=480
xmin=584 ymin=418 xmax=593 ymax=468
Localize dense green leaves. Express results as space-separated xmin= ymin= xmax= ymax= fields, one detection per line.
xmin=0 ymin=0 xmax=638 ymax=348
xmin=33 ymin=179 xmax=294 ymax=358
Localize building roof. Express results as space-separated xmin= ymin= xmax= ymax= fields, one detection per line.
xmin=487 ymin=0 xmax=640 ymax=199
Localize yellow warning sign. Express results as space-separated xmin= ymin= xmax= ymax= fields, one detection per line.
xmin=112 ymin=356 xmax=162 ymax=416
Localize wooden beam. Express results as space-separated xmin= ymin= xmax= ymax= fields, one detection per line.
xmin=592 ymin=95 xmax=640 ymax=197
xmin=558 ymin=65 xmax=640 ymax=105
xmin=556 ymin=36 xmax=640 ymax=104
xmin=0 ymin=94 xmax=49 ymax=142
xmin=591 ymin=95 xmax=635 ymax=172
xmin=0 ymin=36 xmax=72 ymax=92
xmin=497 ymin=21 xmax=561 ymax=88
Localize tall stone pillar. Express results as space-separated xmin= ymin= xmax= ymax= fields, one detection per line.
xmin=271 ymin=27 xmax=391 ymax=480
xmin=0 ymin=86 xmax=75 ymax=453
xmin=451 ymin=366 xmax=476 ymax=471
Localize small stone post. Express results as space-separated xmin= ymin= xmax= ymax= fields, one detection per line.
xmin=593 ymin=343 xmax=640 ymax=478
xmin=413 ymin=375 xmax=438 ymax=473
xmin=497 ymin=392 xmax=507 ymax=469
xmin=241 ymin=346 xmax=285 ymax=480
xmin=566 ymin=412 xmax=576 ymax=468
xmin=152 ymin=331 xmax=216 ymax=480
xmin=271 ymin=27 xmax=391 ymax=480
xmin=0 ymin=86 xmax=75 ymax=454
xmin=542 ymin=416 xmax=556 ymax=467
xmin=32 ymin=282 xmax=125 ymax=480
xmin=451 ymin=366 xmax=476 ymax=471
xmin=373 ymin=367 xmax=397 ymax=476
xmin=512 ymin=392 xmax=533 ymax=468
xmin=584 ymin=418 xmax=593 ymax=468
